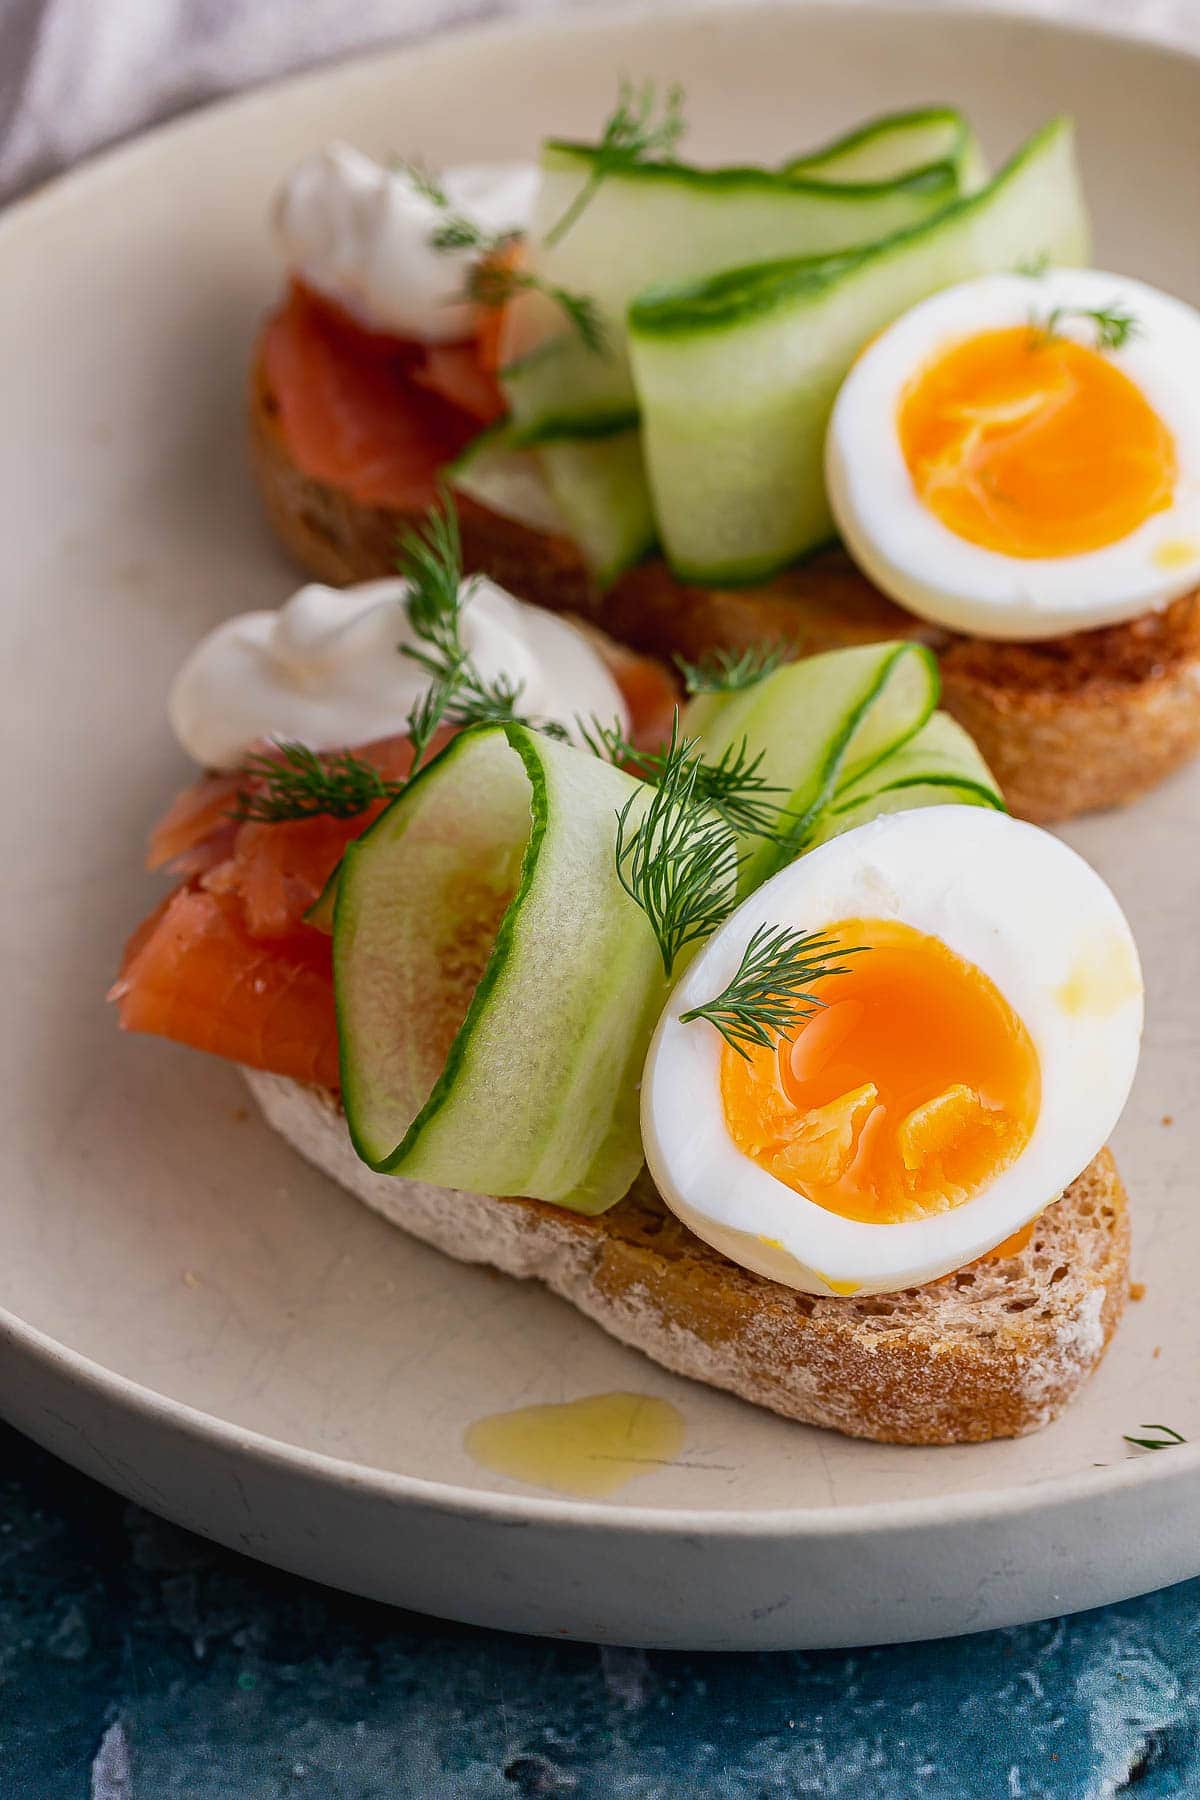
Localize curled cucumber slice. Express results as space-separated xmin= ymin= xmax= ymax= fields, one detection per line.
xmin=628 ymin=117 xmax=1089 ymax=581
xmin=450 ymin=423 xmax=655 ymax=583
xmin=501 ymin=132 xmax=970 ymax=442
xmin=687 ymin=641 xmax=938 ymax=889
xmin=449 ymin=424 xmax=569 ymax=538
xmin=806 ymin=710 xmax=1004 ymax=847
xmin=334 ymin=724 xmax=666 ymax=1214
xmin=537 ymin=432 xmax=657 ymax=583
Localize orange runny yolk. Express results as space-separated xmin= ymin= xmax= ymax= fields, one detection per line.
xmin=721 ymin=918 xmax=1041 ymax=1225
xmin=897 ymin=325 xmax=1176 ymax=558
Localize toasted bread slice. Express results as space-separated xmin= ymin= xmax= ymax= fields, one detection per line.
xmin=245 ymin=1068 xmax=1130 ymax=1446
xmin=250 ymin=337 xmax=1200 ymax=825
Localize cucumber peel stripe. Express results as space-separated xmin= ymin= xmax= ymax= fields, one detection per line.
xmin=783 ymin=106 xmax=987 ymax=191
xmin=686 ymin=641 xmax=939 ymax=890
xmin=804 ymin=710 xmax=1005 ymax=848
xmin=499 ymin=115 xmax=979 ymax=442
xmin=627 ymin=116 xmax=1089 ymax=581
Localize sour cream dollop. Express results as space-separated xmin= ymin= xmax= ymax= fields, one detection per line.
xmin=168 ymin=577 xmax=629 ymax=771
xmin=273 ymin=142 xmax=540 ymax=342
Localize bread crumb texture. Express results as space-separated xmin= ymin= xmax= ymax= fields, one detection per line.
xmin=245 ymin=1070 xmax=1129 ymax=1446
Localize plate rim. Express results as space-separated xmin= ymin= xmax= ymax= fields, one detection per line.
xmin=4 ymin=0 xmax=1198 ymax=1546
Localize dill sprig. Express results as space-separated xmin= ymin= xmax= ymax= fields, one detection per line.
xmin=674 ymin=643 xmax=785 ymax=697
xmin=233 ymin=494 xmax=564 ymax=825
xmin=694 ymin=740 xmax=795 ymax=841
xmin=464 ymin=258 xmax=607 ymax=356
xmin=679 ymin=923 xmax=863 ymax=1059
xmin=397 ymin=157 xmax=605 ymax=354
xmin=1123 ymin=1424 xmax=1186 ymax=1452
xmin=544 ymin=77 xmax=688 ymax=247
xmin=397 ymin=495 xmax=554 ymax=731
xmin=1015 ymin=250 xmax=1051 ymax=279
xmin=614 ymin=717 xmax=740 ymax=976
xmin=234 ymin=744 xmax=405 ymax=824
xmin=580 ymin=716 xmax=793 ymax=842
xmin=397 ymin=157 xmax=450 ymax=207
xmin=1032 ymin=301 xmax=1139 ymax=353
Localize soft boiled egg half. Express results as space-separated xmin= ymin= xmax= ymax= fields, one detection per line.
xmin=641 ymin=807 xmax=1142 ymax=1296
xmin=826 ymin=270 xmax=1200 ymax=639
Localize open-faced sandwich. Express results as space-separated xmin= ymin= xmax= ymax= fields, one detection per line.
xmin=112 ymin=497 xmax=1143 ymax=1445
xmin=250 ymin=92 xmax=1200 ymax=825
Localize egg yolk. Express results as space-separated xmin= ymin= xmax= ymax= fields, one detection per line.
xmin=720 ymin=917 xmax=1041 ymax=1225
xmin=897 ymin=324 xmax=1176 ymax=558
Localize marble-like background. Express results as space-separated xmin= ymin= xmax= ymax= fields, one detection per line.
xmin=5 ymin=1422 xmax=1199 ymax=1798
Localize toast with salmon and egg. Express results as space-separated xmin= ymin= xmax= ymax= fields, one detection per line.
xmin=114 ymin=750 xmax=1132 ymax=1447
xmin=112 ymin=613 xmax=1142 ymax=1445
xmin=250 ymin=289 xmax=1200 ymax=828
xmin=250 ymin=102 xmax=1200 ymax=826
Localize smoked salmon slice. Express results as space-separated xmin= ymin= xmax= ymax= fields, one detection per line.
xmin=261 ymin=283 xmax=481 ymax=509
xmin=110 ymin=887 xmax=340 ymax=1090
xmin=412 ymin=343 xmax=506 ymax=425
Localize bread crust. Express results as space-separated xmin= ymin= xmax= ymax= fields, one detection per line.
xmin=245 ymin=1068 xmax=1130 ymax=1446
xmin=249 ymin=333 xmax=1200 ymax=826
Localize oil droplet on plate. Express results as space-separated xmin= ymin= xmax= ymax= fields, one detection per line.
xmin=464 ymin=1391 xmax=686 ymax=1499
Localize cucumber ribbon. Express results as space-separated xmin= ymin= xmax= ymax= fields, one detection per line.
xmin=480 ymin=108 xmax=1086 ymax=586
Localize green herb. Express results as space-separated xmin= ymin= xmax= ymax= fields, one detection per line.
xmin=234 ymin=494 xmax=560 ymax=825
xmin=397 ymin=157 xmax=451 ymax=208
xmin=397 ymin=495 xmax=548 ymax=732
xmin=399 ymin=158 xmax=605 ymax=354
xmin=1031 ymin=301 xmax=1139 ymax=353
xmin=544 ymin=77 xmax=688 ymax=248
xmin=429 ymin=214 xmax=518 ymax=255
xmin=679 ymin=922 xmax=863 ymax=1059
xmin=614 ymin=717 xmax=740 ymax=976
xmin=674 ymin=643 xmax=785 ymax=696
xmin=1015 ymin=250 xmax=1051 ymax=278
xmin=234 ymin=743 xmax=405 ymax=824
xmin=1123 ymin=1424 xmax=1187 ymax=1452
xmin=464 ymin=258 xmax=607 ymax=357
xmin=580 ymin=715 xmax=793 ymax=842
xmin=692 ymin=739 xmax=796 ymax=842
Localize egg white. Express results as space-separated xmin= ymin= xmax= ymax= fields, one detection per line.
xmin=641 ymin=807 xmax=1143 ymax=1296
xmin=826 ymin=270 xmax=1200 ymax=640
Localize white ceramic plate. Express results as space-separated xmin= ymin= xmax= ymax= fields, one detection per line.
xmin=4 ymin=1 xmax=1200 ymax=1652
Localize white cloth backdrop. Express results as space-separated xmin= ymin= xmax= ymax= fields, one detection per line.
xmin=1 ymin=0 xmax=1198 ymax=201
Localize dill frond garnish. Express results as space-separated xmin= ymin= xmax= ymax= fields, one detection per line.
xmin=614 ymin=717 xmax=740 ymax=976
xmin=1031 ymin=301 xmax=1139 ymax=353
xmin=397 ymin=157 xmax=451 ymax=208
xmin=544 ymin=78 xmax=688 ymax=247
xmin=234 ymin=744 xmax=405 ymax=824
xmin=1123 ymin=1424 xmax=1187 ymax=1452
xmin=674 ymin=643 xmax=785 ymax=697
xmin=679 ymin=923 xmax=863 ymax=1059
xmin=233 ymin=494 xmax=561 ymax=824
xmin=396 ymin=495 xmax=546 ymax=731
xmin=580 ymin=715 xmax=793 ymax=842
xmin=398 ymin=158 xmax=605 ymax=354
xmin=463 ymin=259 xmax=607 ymax=356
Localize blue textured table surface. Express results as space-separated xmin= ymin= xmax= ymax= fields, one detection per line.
xmin=3 ymin=1424 xmax=1198 ymax=1798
